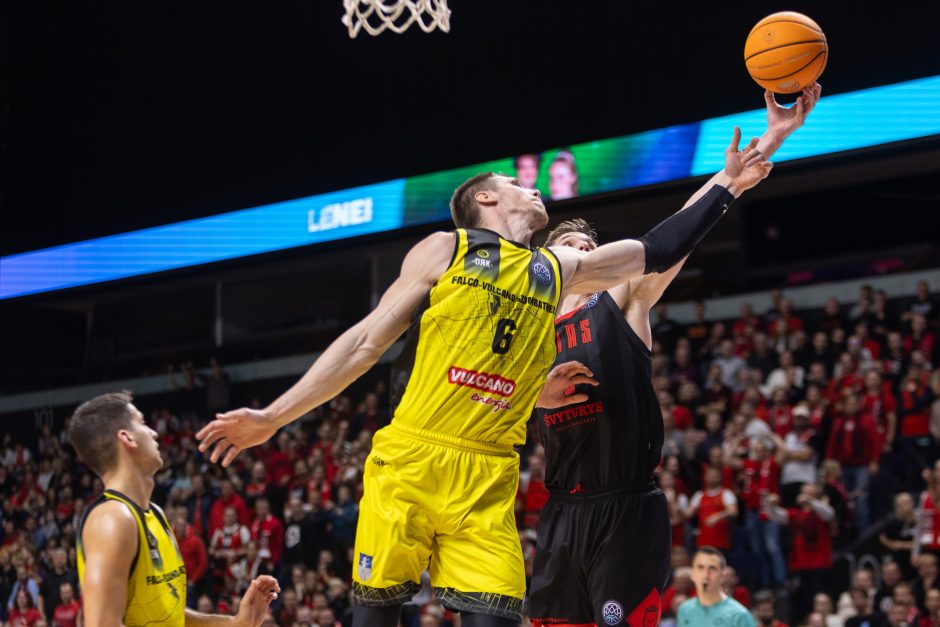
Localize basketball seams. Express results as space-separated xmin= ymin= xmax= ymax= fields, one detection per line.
xmin=753 ymin=50 xmax=827 ymax=83
xmin=744 ymin=39 xmax=827 ymax=63
xmin=748 ymin=18 xmax=824 ymax=36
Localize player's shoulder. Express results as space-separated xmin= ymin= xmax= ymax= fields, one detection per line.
xmin=83 ymin=499 xmax=138 ymax=542
xmin=403 ymin=231 xmax=457 ymax=277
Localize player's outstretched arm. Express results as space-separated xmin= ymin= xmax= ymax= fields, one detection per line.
xmin=555 ymin=128 xmax=770 ymax=299
xmin=197 ymin=231 xmax=455 ymax=466
xmin=79 ymin=502 xmax=138 ymax=627
xmin=185 ymin=576 xmax=280 ymax=627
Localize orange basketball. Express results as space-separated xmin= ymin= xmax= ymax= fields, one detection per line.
xmin=745 ymin=12 xmax=827 ymax=94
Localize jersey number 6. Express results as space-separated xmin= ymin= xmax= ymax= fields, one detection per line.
xmin=492 ymin=318 xmax=517 ymax=355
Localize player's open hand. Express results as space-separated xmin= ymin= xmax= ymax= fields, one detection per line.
xmin=196 ymin=407 xmax=279 ymax=467
xmin=765 ymin=82 xmax=821 ymax=138
xmin=724 ymin=126 xmax=773 ymax=192
xmin=535 ymin=361 xmax=599 ymax=409
xmin=234 ymin=575 xmax=280 ymax=627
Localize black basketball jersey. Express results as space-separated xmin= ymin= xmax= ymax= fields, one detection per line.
xmin=535 ymin=291 xmax=664 ymax=491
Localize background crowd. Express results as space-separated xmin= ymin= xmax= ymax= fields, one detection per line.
xmin=2 ymin=279 xmax=940 ymax=627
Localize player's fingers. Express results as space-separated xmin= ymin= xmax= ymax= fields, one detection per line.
xmin=744 ymin=150 xmax=764 ymax=167
xmin=197 ymin=424 xmax=222 ymax=452
xmin=566 ymin=393 xmax=590 ymax=404
xmin=746 ymin=136 xmax=760 ymax=152
xmin=555 ymin=361 xmax=593 ymax=378
xmin=764 ymin=89 xmax=776 ymax=106
xmin=222 ymin=444 xmax=241 ymax=468
xmin=209 ymin=440 xmax=231 ymax=465
xmin=727 ymin=126 xmax=742 ymax=153
xmin=568 ymin=374 xmax=599 ymax=387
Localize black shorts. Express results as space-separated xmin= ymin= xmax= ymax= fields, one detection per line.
xmin=528 ymin=482 xmax=671 ymax=627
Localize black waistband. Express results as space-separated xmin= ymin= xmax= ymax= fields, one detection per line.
xmin=549 ymin=477 xmax=658 ymax=502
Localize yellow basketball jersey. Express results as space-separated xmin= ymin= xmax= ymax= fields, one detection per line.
xmin=77 ymin=490 xmax=186 ymax=627
xmin=390 ymin=228 xmax=562 ymax=445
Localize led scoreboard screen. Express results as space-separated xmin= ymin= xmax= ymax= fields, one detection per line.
xmin=3 ymin=74 xmax=939 ymax=300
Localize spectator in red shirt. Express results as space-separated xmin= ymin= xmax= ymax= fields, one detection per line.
xmin=51 ymin=582 xmax=80 ymax=627
xmin=9 ymin=588 xmax=43 ymax=627
xmin=905 ymin=314 xmax=936 ymax=360
xmin=899 ymin=366 xmax=936 ymax=488
xmin=686 ymin=466 xmax=738 ymax=551
xmin=244 ymin=461 xmax=276 ymax=511
xmin=659 ymin=390 xmax=694 ymax=431
xmin=173 ymin=514 xmax=208 ymax=606
xmin=517 ymin=454 xmax=549 ymax=530
xmin=733 ymin=303 xmax=762 ymax=337
xmin=766 ymin=388 xmax=794 ymax=437
xmin=739 ymin=438 xmax=786 ymax=588
xmin=765 ymin=484 xmax=835 ymax=621
xmin=250 ymin=497 xmax=284 ymax=565
xmin=861 ymin=369 xmax=898 ymax=454
xmin=769 ymin=299 xmax=804 ymax=339
xmin=825 ymin=392 xmax=880 ymax=530
xmin=209 ymin=506 xmax=252 ymax=582
xmin=209 ymin=479 xmax=250 ymax=537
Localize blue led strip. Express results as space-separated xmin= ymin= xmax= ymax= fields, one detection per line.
xmin=0 ymin=180 xmax=406 ymax=299
xmin=3 ymin=74 xmax=939 ymax=300
xmin=691 ymin=74 xmax=940 ymax=174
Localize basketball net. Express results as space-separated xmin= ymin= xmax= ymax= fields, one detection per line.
xmin=341 ymin=0 xmax=451 ymax=38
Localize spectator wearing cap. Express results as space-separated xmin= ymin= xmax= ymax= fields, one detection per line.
xmin=769 ymin=404 xmax=818 ymax=507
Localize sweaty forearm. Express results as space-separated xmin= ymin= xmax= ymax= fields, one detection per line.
xmin=638 ymin=184 xmax=735 ymax=274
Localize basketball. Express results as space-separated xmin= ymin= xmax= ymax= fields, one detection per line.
xmin=745 ymin=11 xmax=827 ymax=94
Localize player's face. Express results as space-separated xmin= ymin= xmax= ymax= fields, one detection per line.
xmin=492 ymin=175 xmax=546 ymax=227
xmin=552 ymin=232 xmax=596 ymax=252
xmin=128 ymin=404 xmax=162 ymax=471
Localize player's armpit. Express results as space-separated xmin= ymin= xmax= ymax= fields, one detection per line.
xmin=80 ymin=501 xmax=137 ymax=627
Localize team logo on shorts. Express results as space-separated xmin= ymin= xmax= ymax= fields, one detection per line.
xmin=584 ymin=293 xmax=599 ymax=308
xmin=357 ymin=553 xmax=373 ymax=581
xmin=602 ymin=600 xmax=624 ymax=625
xmin=533 ymin=262 xmax=552 ymax=286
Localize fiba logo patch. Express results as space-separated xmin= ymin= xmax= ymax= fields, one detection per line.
xmin=584 ymin=293 xmax=599 ymax=308
xmin=602 ymin=600 xmax=624 ymax=625
xmin=357 ymin=553 xmax=373 ymax=581
xmin=533 ymin=262 xmax=552 ymax=286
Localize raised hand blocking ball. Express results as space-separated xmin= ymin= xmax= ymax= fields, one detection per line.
xmin=745 ymin=11 xmax=827 ymax=94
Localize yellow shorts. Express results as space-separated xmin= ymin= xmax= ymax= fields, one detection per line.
xmin=352 ymin=421 xmax=524 ymax=620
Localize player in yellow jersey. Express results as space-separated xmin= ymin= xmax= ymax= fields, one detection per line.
xmin=197 ymin=127 xmax=774 ymax=626
xmin=68 ymin=391 xmax=279 ymax=627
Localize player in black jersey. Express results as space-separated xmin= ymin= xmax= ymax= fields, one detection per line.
xmin=527 ymin=84 xmax=821 ymax=627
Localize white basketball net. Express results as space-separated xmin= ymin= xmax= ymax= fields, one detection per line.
xmin=341 ymin=0 xmax=451 ymax=38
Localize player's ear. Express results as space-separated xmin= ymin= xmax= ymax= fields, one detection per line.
xmin=117 ymin=429 xmax=137 ymax=449
xmin=474 ymin=188 xmax=498 ymax=207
